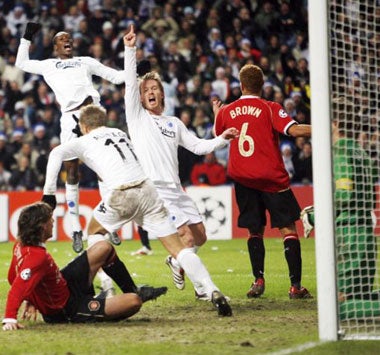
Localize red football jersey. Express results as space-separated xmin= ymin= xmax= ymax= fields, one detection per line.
xmin=215 ymin=95 xmax=296 ymax=192
xmin=4 ymin=242 xmax=70 ymax=320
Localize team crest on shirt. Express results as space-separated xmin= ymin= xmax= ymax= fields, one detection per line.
xmin=88 ymin=300 xmax=100 ymax=312
xmin=20 ymin=268 xmax=32 ymax=280
xmin=279 ymin=109 xmax=288 ymax=118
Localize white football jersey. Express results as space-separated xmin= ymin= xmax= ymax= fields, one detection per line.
xmin=43 ymin=126 xmax=146 ymax=194
xmin=124 ymin=47 xmax=228 ymax=187
xmin=16 ymin=39 xmax=124 ymax=112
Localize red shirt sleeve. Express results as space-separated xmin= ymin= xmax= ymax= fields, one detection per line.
xmin=267 ymin=101 xmax=297 ymax=134
xmin=214 ymin=106 xmax=226 ymax=137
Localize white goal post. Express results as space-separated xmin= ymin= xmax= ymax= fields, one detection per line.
xmin=308 ymin=0 xmax=338 ymax=342
xmin=309 ymin=0 xmax=380 ymax=341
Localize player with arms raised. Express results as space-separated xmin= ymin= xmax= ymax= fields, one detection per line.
xmin=214 ymin=64 xmax=312 ymax=299
xmin=15 ymin=23 xmax=124 ymax=253
xmin=123 ymin=25 xmax=238 ymax=303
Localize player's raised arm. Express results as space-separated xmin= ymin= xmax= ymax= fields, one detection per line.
xmin=123 ymin=25 xmax=136 ymax=48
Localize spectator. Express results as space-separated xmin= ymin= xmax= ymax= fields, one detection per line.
xmin=63 ymin=4 xmax=85 ymax=33
xmin=1 ymin=54 xmax=24 ymax=89
xmin=32 ymin=124 xmax=50 ymax=152
xmin=9 ymin=155 xmax=38 ymax=191
xmin=88 ymin=5 xmax=107 ymax=36
xmin=281 ymin=143 xmax=295 ymax=181
xmin=253 ymin=1 xmax=280 ymax=51
xmin=5 ymin=5 xmax=27 ymax=37
xmin=0 ymin=160 xmax=11 ymax=191
xmin=141 ymin=6 xmax=179 ymax=46
xmin=237 ymin=38 xmax=261 ymax=64
xmin=0 ymin=132 xmax=16 ymax=170
xmin=211 ymin=67 xmax=229 ymax=102
xmin=13 ymin=141 xmax=40 ymax=171
xmin=293 ymin=141 xmax=313 ymax=184
xmin=8 ymin=129 xmax=25 ymax=156
xmin=262 ymin=81 xmax=275 ymax=101
xmin=191 ymin=152 xmax=227 ymax=186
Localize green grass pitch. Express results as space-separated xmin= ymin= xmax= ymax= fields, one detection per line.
xmin=0 ymin=238 xmax=379 ymax=354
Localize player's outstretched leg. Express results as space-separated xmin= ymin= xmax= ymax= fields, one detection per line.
xmin=176 ymin=248 xmax=232 ymax=316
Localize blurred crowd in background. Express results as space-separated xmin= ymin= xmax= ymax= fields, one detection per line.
xmin=0 ymin=0 xmax=313 ymax=192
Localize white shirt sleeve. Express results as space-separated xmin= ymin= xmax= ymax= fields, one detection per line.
xmin=87 ymin=56 xmax=124 ymax=84
xmin=15 ymin=38 xmax=46 ymax=74
xmin=124 ymin=46 xmax=145 ymax=120
xmin=177 ymin=119 xmax=229 ymax=155
xmin=43 ymin=141 xmax=83 ymax=195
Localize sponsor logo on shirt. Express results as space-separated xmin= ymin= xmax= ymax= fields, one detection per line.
xmin=20 ymin=268 xmax=32 ymax=280
xmin=55 ymin=60 xmax=82 ymax=69
xmin=156 ymin=122 xmax=175 ymax=138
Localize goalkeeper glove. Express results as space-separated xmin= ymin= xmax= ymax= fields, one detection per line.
xmin=23 ymin=22 xmax=42 ymax=41
xmin=42 ymin=195 xmax=57 ymax=210
xmin=300 ymin=205 xmax=314 ymax=238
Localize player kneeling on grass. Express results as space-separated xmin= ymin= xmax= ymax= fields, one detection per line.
xmin=2 ymin=202 xmax=142 ymax=330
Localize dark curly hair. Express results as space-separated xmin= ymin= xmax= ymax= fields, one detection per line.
xmin=18 ymin=202 xmax=53 ymax=246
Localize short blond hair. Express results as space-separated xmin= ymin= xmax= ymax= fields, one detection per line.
xmin=79 ymin=104 xmax=107 ymax=129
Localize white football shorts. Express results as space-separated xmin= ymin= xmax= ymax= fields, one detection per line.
xmin=155 ymin=184 xmax=203 ymax=228
xmin=93 ymin=179 xmax=177 ymax=238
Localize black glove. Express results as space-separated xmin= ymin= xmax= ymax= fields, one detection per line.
xmin=42 ymin=195 xmax=57 ymax=210
xmin=137 ymin=60 xmax=151 ymax=77
xmin=23 ymin=22 xmax=42 ymax=41
xmin=72 ymin=114 xmax=82 ymax=137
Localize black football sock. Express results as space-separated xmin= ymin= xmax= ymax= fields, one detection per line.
xmin=138 ymin=226 xmax=151 ymax=250
xmin=247 ymin=235 xmax=265 ymax=280
xmin=103 ymin=254 xmax=137 ymax=293
xmin=284 ymin=236 xmax=302 ymax=288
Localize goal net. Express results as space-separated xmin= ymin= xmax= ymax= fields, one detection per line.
xmin=309 ymin=1 xmax=380 ymax=340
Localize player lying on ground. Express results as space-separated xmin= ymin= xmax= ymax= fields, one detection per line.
xmin=42 ymin=104 xmax=232 ymax=316
xmin=3 ymin=202 xmax=143 ymax=330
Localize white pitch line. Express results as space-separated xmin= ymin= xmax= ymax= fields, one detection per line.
xmin=267 ymin=341 xmax=323 ymax=355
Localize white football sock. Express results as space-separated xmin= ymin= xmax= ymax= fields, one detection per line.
xmin=65 ymin=182 xmax=82 ymax=232
xmin=176 ymin=248 xmax=219 ymax=298
xmin=97 ymin=269 xmax=114 ymax=291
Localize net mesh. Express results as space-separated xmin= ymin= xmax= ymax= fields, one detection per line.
xmin=329 ymin=0 xmax=380 ymax=339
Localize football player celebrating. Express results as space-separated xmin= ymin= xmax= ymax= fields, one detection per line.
xmin=123 ymin=25 xmax=238 ymax=305
xmin=15 ymin=23 xmax=124 ymax=253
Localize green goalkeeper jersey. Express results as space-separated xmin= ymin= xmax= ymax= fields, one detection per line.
xmin=333 ymin=137 xmax=376 ymax=226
